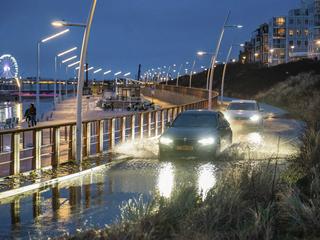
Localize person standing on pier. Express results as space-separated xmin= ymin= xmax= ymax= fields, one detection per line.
xmin=24 ymin=107 xmax=31 ymax=127
xmin=29 ymin=104 xmax=37 ymax=127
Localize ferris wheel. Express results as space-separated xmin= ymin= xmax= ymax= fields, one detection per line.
xmin=0 ymin=54 xmax=19 ymax=79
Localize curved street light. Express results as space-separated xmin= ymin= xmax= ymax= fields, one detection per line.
xmin=37 ymin=29 xmax=70 ymax=117
xmin=52 ymin=0 xmax=97 ymax=165
xmin=207 ymin=11 xmax=243 ymax=109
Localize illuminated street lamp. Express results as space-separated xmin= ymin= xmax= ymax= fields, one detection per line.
xmin=61 ymin=55 xmax=78 ymax=99
xmin=220 ymin=43 xmax=243 ymax=103
xmin=37 ymin=29 xmax=70 ymax=117
xmin=93 ymin=68 xmax=102 ymax=74
xmin=55 ymin=47 xmax=77 ymax=105
xmin=61 ymin=55 xmax=77 ymax=64
xmin=207 ymin=11 xmax=243 ymax=110
xmin=68 ymin=60 xmax=80 ymax=68
xmin=52 ymin=0 xmax=97 ymax=165
xmin=189 ymin=60 xmax=196 ymax=88
xmin=103 ymin=70 xmax=112 ymax=75
xmin=67 ymin=60 xmax=80 ymax=97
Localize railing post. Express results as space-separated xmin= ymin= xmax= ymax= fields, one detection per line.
xmin=0 ymin=134 xmax=3 ymax=152
xmin=32 ymin=130 xmax=42 ymax=171
xmin=161 ymin=110 xmax=165 ymax=134
xmin=97 ymin=120 xmax=104 ymax=154
xmin=68 ymin=126 xmax=73 ymax=161
xmin=139 ymin=113 xmax=144 ymax=139
xmin=147 ymin=112 xmax=152 ymax=137
xmin=131 ymin=115 xmax=136 ymax=141
xmin=72 ymin=125 xmax=76 ymax=160
xmin=167 ymin=109 xmax=171 ymax=124
xmin=86 ymin=122 xmax=91 ymax=157
xmin=10 ymin=132 xmax=20 ymax=175
xmin=121 ymin=116 xmax=126 ymax=143
xmin=154 ymin=111 xmax=159 ymax=137
xmin=109 ymin=118 xmax=115 ymax=150
xmin=52 ymin=127 xmax=60 ymax=167
xmin=171 ymin=108 xmax=174 ymax=121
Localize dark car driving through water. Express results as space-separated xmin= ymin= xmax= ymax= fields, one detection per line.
xmin=159 ymin=110 xmax=232 ymax=160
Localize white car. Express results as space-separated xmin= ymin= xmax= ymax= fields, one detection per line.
xmin=224 ymin=100 xmax=264 ymax=130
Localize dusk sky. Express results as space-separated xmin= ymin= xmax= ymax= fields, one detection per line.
xmin=0 ymin=0 xmax=299 ymax=80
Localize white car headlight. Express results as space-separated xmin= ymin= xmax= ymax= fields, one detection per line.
xmin=250 ymin=114 xmax=261 ymax=122
xmin=198 ymin=137 xmax=215 ymax=146
xmin=160 ymin=137 xmax=173 ymax=145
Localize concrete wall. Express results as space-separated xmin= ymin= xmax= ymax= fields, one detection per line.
xmin=141 ymin=88 xmax=203 ymax=105
xmin=141 ymin=85 xmax=218 ymax=106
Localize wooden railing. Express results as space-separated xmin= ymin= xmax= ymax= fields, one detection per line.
xmin=0 ymin=86 xmax=218 ymax=178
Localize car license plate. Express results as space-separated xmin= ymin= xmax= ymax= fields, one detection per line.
xmin=176 ymin=145 xmax=193 ymax=151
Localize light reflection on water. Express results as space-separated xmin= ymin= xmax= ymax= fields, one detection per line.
xmin=157 ymin=162 xmax=175 ymax=198
xmin=0 ymin=159 xmax=219 ymax=239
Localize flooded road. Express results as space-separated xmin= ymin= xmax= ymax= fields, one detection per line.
xmin=0 ymin=158 xmax=220 ymax=239
xmin=0 ymin=101 xmax=303 ymax=239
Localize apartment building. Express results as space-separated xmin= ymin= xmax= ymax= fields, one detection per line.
xmin=268 ymin=16 xmax=287 ymax=65
xmin=287 ymin=7 xmax=309 ymax=61
xmin=308 ymin=0 xmax=320 ymax=59
xmin=239 ymin=0 xmax=320 ymax=66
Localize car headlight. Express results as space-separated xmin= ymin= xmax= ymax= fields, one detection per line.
xmin=224 ymin=113 xmax=231 ymax=121
xmin=160 ymin=137 xmax=173 ymax=145
xmin=198 ymin=137 xmax=215 ymax=146
xmin=250 ymin=114 xmax=261 ymax=122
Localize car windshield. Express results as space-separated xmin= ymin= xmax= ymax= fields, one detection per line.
xmin=172 ymin=114 xmax=218 ymax=128
xmin=228 ymin=102 xmax=258 ymax=111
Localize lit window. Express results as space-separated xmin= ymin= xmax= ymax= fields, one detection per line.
xmin=289 ymin=30 xmax=294 ymax=36
xmin=276 ymin=17 xmax=286 ymax=26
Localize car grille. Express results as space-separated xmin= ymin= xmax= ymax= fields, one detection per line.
xmin=233 ymin=116 xmax=249 ymax=120
xmin=174 ymin=138 xmax=197 ymax=145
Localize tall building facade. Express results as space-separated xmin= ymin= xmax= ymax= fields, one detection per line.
xmin=239 ymin=0 xmax=320 ymax=66
xmin=268 ymin=16 xmax=287 ymax=65
xmin=286 ymin=7 xmax=309 ymax=61
xmin=308 ymin=0 xmax=320 ymax=59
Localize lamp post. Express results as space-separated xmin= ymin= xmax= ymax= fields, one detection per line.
xmin=176 ymin=64 xmax=183 ymax=87
xmin=55 ymin=47 xmax=77 ymax=107
xmin=37 ymin=29 xmax=70 ymax=118
xmin=67 ymin=60 xmax=80 ymax=97
xmin=188 ymin=60 xmax=196 ymax=88
xmin=52 ymin=0 xmax=97 ymax=165
xmin=61 ymin=55 xmax=78 ymax=100
xmin=197 ymin=51 xmax=214 ymax=90
xmin=220 ymin=43 xmax=244 ymax=104
xmin=165 ymin=65 xmax=173 ymax=85
xmin=207 ymin=11 xmax=243 ymax=110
